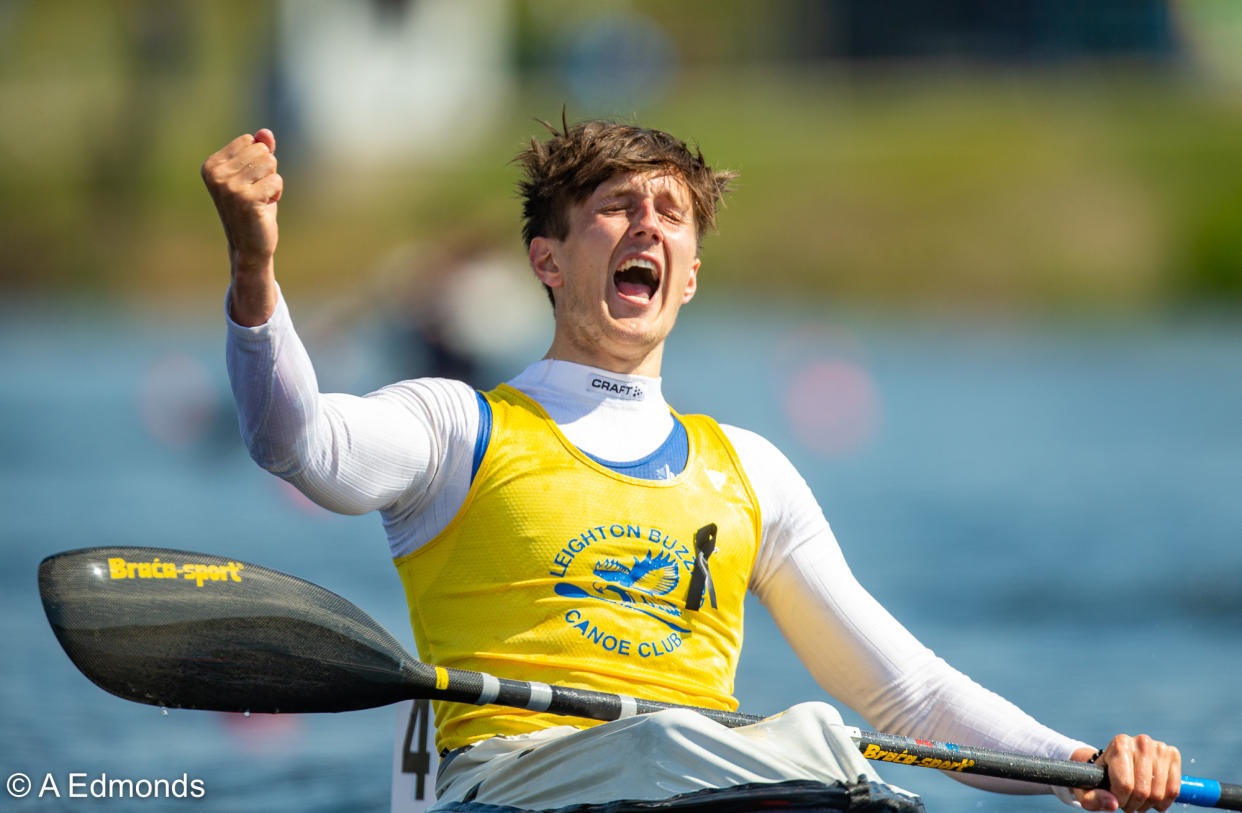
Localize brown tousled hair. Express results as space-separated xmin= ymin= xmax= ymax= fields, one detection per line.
xmin=515 ymin=116 xmax=736 ymax=250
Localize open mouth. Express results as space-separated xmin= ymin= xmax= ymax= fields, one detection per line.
xmin=613 ymin=257 xmax=661 ymax=303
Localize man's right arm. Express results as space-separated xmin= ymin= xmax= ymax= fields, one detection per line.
xmin=206 ymin=131 xmax=477 ymax=529
xmin=225 ymin=291 xmax=460 ymax=519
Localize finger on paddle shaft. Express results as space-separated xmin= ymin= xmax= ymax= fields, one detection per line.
xmin=38 ymin=546 xmax=1242 ymax=810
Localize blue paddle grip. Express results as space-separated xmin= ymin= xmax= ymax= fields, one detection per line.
xmin=1177 ymin=776 xmax=1221 ymax=807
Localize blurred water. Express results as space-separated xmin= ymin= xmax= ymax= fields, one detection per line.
xmin=2 ymin=301 xmax=1239 ymax=812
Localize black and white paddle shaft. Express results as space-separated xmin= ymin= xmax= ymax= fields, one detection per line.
xmin=38 ymin=547 xmax=1242 ymax=810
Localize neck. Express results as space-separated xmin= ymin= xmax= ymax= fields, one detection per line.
xmin=543 ymin=340 xmax=665 ymax=378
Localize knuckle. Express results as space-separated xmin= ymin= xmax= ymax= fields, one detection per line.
xmin=209 ymin=162 xmax=236 ymax=186
xmin=201 ymin=157 xmax=222 ymax=181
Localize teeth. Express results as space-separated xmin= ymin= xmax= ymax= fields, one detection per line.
xmin=614 ymin=256 xmax=660 ymax=301
xmin=618 ymin=257 xmax=658 ymax=273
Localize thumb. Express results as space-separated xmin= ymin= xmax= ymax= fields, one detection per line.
xmin=254 ymin=128 xmax=276 ymax=154
xmin=1076 ymin=788 xmax=1119 ymax=812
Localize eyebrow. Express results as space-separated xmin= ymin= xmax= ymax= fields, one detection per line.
xmin=600 ymin=178 xmax=691 ymax=210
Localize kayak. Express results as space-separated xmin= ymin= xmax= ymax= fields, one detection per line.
xmin=391 ymin=701 xmax=923 ymax=813
xmin=427 ymin=779 xmax=925 ymax=812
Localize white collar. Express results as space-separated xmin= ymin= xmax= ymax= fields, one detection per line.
xmin=506 ymin=360 xmax=674 ymax=460
xmin=510 ymin=359 xmax=664 ymax=407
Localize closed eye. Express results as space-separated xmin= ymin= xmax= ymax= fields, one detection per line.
xmin=597 ymin=203 xmax=630 ymax=217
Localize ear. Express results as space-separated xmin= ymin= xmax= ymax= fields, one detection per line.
xmin=680 ymin=258 xmax=701 ymax=304
xmin=529 ymin=237 xmax=563 ymax=289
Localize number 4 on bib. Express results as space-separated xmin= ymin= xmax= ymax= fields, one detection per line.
xmin=391 ymin=698 xmax=439 ymax=812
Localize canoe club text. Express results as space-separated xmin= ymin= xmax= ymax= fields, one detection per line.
xmin=548 ymin=524 xmax=694 ymax=578
xmin=565 ymin=609 xmax=684 ymax=658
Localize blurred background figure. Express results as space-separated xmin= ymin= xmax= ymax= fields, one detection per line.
xmin=379 ymin=239 xmax=546 ymax=387
xmin=305 ymin=233 xmax=548 ymax=388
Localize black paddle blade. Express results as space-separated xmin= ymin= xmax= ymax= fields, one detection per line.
xmin=38 ymin=546 xmax=435 ymax=713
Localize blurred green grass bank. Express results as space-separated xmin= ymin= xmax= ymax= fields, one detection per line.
xmin=4 ymin=0 xmax=1242 ymax=315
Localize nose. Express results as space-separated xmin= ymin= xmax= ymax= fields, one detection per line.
xmin=629 ymin=199 xmax=663 ymax=242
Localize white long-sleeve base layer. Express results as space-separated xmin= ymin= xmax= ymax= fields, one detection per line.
xmin=226 ymin=291 xmax=1087 ymax=806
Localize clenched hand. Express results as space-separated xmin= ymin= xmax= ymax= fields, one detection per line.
xmin=201 ymin=129 xmax=282 ymax=326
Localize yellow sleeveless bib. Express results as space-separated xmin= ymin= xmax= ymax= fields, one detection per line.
xmin=393 ymin=384 xmax=762 ymax=752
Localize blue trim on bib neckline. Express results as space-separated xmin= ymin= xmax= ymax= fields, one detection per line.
xmin=470 ymin=393 xmax=686 ymax=483
xmin=585 ymin=418 xmax=687 ymax=481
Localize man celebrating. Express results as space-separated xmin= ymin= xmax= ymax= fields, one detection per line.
xmin=204 ymin=121 xmax=1181 ymax=812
